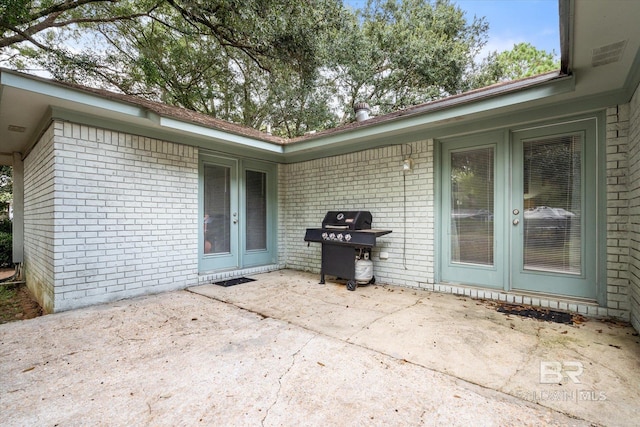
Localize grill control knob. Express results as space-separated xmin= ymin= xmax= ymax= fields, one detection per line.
xmin=329 ymin=233 xmax=336 ymax=240
xmin=337 ymin=233 xmax=344 ymax=241
xmin=345 ymin=234 xmax=352 ymax=241
xmin=322 ymin=232 xmax=328 ymax=240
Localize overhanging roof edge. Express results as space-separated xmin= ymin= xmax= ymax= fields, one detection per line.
xmin=159 ymin=117 xmax=284 ymax=154
xmin=1 ymin=69 xmax=146 ymax=118
xmin=285 ymin=72 xmax=575 ymax=155
xmin=0 ymin=68 xmax=285 ymax=150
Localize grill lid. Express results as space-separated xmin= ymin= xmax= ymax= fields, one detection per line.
xmin=322 ymin=211 xmax=372 ymax=230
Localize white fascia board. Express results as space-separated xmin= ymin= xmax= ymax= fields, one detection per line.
xmin=285 ymin=74 xmax=575 ymax=155
xmin=159 ymin=116 xmax=284 ymax=154
xmin=1 ymin=71 xmax=146 ymax=118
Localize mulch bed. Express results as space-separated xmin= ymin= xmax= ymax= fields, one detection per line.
xmin=0 ymin=282 xmax=42 ymax=324
xmin=496 ymin=303 xmax=586 ymax=325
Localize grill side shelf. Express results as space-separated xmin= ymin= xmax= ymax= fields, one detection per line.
xmin=304 ymin=228 xmax=392 ymax=247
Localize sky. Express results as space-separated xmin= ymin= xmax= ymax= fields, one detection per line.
xmin=344 ymin=0 xmax=560 ymax=59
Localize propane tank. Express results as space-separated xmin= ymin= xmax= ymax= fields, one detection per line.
xmin=355 ymin=252 xmax=373 ymax=284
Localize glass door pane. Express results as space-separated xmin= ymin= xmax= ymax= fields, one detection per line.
xmin=511 ymin=118 xmax=598 ymax=300
xmin=522 ymin=135 xmax=582 ymax=274
xmin=440 ymin=132 xmax=505 ymax=289
xmin=245 ymin=170 xmax=267 ymax=251
xmin=200 ymin=156 xmax=275 ymax=273
xmin=451 ymin=147 xmax=495 ymax=266
xmin=203 ymin=164 xmax=231 ymax=254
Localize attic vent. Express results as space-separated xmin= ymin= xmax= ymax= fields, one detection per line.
xmin=591 ymin=40 xmax=627 ymax=67
xmin=7 ymin=125 xmax=26 ymax=133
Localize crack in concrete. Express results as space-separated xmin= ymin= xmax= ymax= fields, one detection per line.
xmin=261 ymin=334 xmax=316 ymax=427
xmin=186 ymin=289 xmax=597 ymax=425
xmin=345 ymin=296 xmax=427 ymax=343
xmin=186 ymin=289 xmax=268 ymax=320
xmin=501 ymin=325 xmax=543 ymax=393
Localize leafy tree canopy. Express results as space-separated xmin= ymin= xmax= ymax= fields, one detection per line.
xmin=332 ymin=0 xmax=488 ymax=117
xmin=0 ymin=1 xmax=559 ymax=138
xmin=0 ymin=166 xmax=12 ymax=206
xmin=0 ymin=0 xmax=159 ymax=50
xmin=467 ymin=42 xmax=559 ymax=89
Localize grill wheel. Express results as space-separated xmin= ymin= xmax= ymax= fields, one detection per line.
xmin=346 ymin=276 xmax=375 ymax=291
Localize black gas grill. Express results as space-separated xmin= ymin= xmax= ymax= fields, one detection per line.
xmin=304 ymin=211 xmax=392 ymax=291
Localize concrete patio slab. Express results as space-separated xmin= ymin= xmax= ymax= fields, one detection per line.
xmin=0 ymin=269 xmax=637 ymax=426
xmin=190 ymin=269 xmax=640 ymax=427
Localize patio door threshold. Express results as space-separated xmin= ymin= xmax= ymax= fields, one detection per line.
xmin=198 ymin=264 xmax=281 ymax=285
xmin=431 ymin=282 xmax=605 ymax=318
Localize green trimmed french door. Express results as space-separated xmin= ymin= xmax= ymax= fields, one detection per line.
xmin=199 ymin=155 xmax=277 ymax=273
xmin=441 ymin=131 xmax=506 ymax=288
xmin=441 ymin=119 xmax=598 ymax=299
xmin=510 ymin=119 xmax=597 ymax=299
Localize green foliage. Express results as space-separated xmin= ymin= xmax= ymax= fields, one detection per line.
xmin=326 ymin=0 xmax=488 ymax=119
xmin=0 ymin=168 xmax=10 ymax=266
xmin=0 ymin=231 xmax=11 ymax=267
xmin=0 ymin=166 xmax=11 ymax=216
xmin=0 ymin=0 xmax=30 ymax=28
xmin=467 ymin=42 xmax=559 ymax=89
xmin=0 ymin=219 xmax=11 ymax=234
xmin=31 ymin=0 xmax=346 ymax=137
xmin=0 ymin=0 xmax=157 ymax=51
xmin=2 ymin=1 xmax=558 ymax=136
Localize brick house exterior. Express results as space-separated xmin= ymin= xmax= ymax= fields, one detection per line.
xmin=1 ymin=2 xmax=640 ymax=333
xmin=24 ymin=122 xmax=200 ymax=312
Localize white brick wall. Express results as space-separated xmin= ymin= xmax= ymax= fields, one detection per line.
xmin=281 ymin=140 xmax=435 ymax=287
xmin=21 ymin=109 xmax=640 ymax=326
xmin=24 ymin=121 xmax=200 ymax=312
xmin=607 ymin=105 xmax=632 ymax=320
xmin=23 ymin=124 xmax=56 ymax=312
xmin=282 ymin=124 xmax=637 ymax=323
xmin=627 ymin=83 xmax=640 ymax=332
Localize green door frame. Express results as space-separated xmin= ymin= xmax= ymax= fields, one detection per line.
xmin=439 ymin=130 xmax=508 ymax=288
xmin=199 ymin=153 xmax=278 ymax=273
xmin=437 ymin=114 xmax=604 ymax=302
xmin=510 ymin=117 xmax=599 ymax=299
xmin=240 ymin=159 xmax=278 ymax=268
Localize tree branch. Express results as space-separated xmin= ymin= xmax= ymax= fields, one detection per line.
xmin=1 ymin=0 xmax=162 ymax=49
xmin=29 ymin=0 xmax=120 ymax=23
xmin=163 ymin=0 xmax=273 ymax=73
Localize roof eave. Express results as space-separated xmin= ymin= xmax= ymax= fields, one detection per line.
xmin=283 ymin=71 xmax=574 ymax=161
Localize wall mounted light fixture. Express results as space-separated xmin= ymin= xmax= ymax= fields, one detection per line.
xmin=401 ymin=143 xmax=414 ymax=172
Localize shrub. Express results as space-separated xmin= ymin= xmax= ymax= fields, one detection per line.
xmin=0 ymin=231 xmax=11 ymax=267
xmin=0 ymin=219 xmax=11 ymax=234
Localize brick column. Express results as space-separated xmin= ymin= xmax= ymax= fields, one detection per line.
xmin=606 ymin=105 xmax=631 ymax=319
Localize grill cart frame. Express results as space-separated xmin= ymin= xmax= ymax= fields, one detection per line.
xmin=304 ymin=211 xmax=392 ymax=291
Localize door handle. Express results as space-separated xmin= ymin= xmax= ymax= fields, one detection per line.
xmin=233 ymin=212 xmax=238 ymax=224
